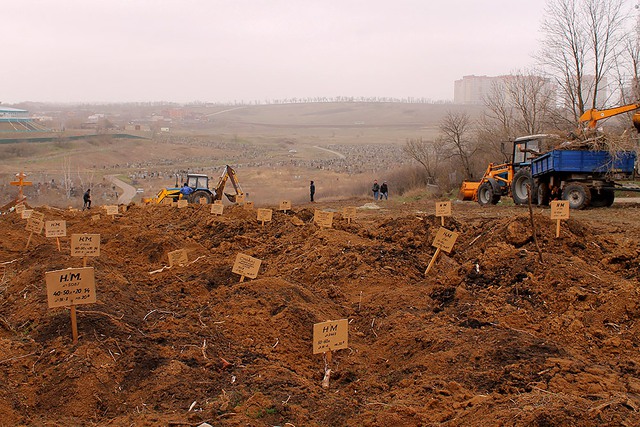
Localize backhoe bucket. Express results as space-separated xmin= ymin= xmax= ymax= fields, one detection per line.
xmin=225 ymin=193 xmax=237 ymax=203
xmin=460 ymin=181 xmax=479 ymax=201
xmin=633 ymin=112 xmax=640 ymax=133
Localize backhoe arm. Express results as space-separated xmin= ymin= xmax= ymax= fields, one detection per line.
xmin=580 ymin=103 xmax=640 ymax=129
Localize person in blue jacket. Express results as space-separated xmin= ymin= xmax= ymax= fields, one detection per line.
xmin=181 ymin=183 xmax=193 ymax=198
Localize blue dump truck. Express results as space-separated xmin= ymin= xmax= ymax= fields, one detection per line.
xmin=460 ymin=134 xmax=639 ymax=209
xmin=531 ymin=147 xmax=637 ymax=209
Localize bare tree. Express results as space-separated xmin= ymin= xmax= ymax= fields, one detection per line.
xmin=403 ymin=138 xmax=440 ymax=184
xmin=439 ymin=111 xmax=476 ymax=180
xmin=480 ymin=69 xmax=556 ymax=148
xmin=538 ymin=0 xmax=628 ymax=123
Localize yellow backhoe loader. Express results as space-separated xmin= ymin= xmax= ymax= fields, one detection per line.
xmin=144 ymin=165 xmax=244 ymax=204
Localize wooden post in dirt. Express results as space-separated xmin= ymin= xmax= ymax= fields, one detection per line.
xmin=550 ymin=200 xmax=569 ymax=238
xmin=25 ymin=212 xmax=45 ymax=250
xmin=70 ymin=234 xmax=100 ymax=267
xmin=313 ymin=319 xmax=348 ymax=389
xmin=526 ymin=185 xmax=544 ymax=263
xmin=342 ymin=207 xmax=356 ymax=225
xmin=45 ymin=220 xmax=67 ymax=252
xmin=45 ymin=266 xmax=97 ymax=345
xmin=10 ymin=171 xmax=32 ymax=202
xmin=279 ymin=200 xmax=291 ymax=213
xmin=435 ymin=201 xmax=452 ymax=227
xmin=256 ymin=208 xmax=272 ymax=227
xmin=232 ymin=253 xmax=261 ymax=283
xmin=425 ymin=227 xmax=459 ymax=275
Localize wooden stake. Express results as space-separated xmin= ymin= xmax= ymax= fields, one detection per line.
xmin=25 ymin=231 xmax=34 ymax=249
xmin=239 ymin=275 xmax=245 ymax=283
xmin=56 ymin=237 xmax=61 ymax=252
xmin=526 ymin=185 xmax=544 ymax=263
xmin=261 ymin=220 xmax=265 ymax=226
xmin=425 ymin=247 xmax=441 ymax=275
xmin=556 ymin=219 xmax=561 ymax=238
xmin=83 ymin=256 xmax=87 ymax=268
xmin=347 ymin=217 xmax=351 ymax=224
xmin=441 ymin=216 xmax=445 ymax=226
xmin=322 ymin=350 xmax=332 ymax=389
xmin=70 ymin=305 xmax=78 ymax=344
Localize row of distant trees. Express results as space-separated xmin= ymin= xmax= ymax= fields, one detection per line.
xmin=404 ymin=0 xmax=640 ymax=192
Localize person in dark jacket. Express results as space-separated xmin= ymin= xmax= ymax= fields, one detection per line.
xmin=310 ymin=180 xmax=316 ymax=202
xmin=372 ymin=180 xmax=380 ymax=200
xmin=82 ymin=189 xmax=91 ymax=210
xmin=380 ymin=181 xmax=388 ymax=200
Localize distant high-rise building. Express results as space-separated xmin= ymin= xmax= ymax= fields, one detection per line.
xmin=454 ymin=75 xmax=498 ymax=105
xmin=454 ymin=74 xmax=556 ymax=107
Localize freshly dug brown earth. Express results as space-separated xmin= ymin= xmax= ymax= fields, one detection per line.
xmin=1 ymin=199 xmax=640 ymax=426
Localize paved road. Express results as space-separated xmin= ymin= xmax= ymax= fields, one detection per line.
xmin=106 ymin=175 xmax=137 ymax=205
xmin=313 ymin=145 xmax=346 ymax=159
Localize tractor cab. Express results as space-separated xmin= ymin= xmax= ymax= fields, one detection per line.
xmin=512 ymin=134 xmax=550 ymax=168
xmin=185 ymin=173 xmax=210 ymax=191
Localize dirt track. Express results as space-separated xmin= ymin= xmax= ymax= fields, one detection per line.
xmin=1 ymin=198 xmax=640 ymax=426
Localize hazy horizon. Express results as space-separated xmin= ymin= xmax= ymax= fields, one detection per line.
xmin=3 ymin=0 xmax=553 ymax=104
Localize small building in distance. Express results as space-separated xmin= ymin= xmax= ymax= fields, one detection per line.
xmin=0 ymin=107 xmax=49 ymax=131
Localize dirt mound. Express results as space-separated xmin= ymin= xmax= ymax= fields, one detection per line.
xmin=1 ymin=202 xmax=640 ymax=426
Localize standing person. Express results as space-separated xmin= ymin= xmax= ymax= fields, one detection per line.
xmin=82 ymin=189 xmax=91 ymax=210
xmin=372 ymin=180 xmax=380 ymax=200
xmin=310 ymin=180 xmax=316 ymax=202
xmin=380 ymin=181 xmax=388 ymax=200
xmin=180 ymin=183 xmax=193 ymax=197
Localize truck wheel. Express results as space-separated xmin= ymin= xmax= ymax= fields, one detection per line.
xmin=590 ymin=189 xmax=615 ymax=207
xmin=477 ymin=181 xmax=501 ymax=206
xmin=562 ymin=183 xmax=591 ymax=209
xmin=512 ymin=169 xmax=533 ymax=205
xmin=190 ymin=190 xmax=212 ymax=204
xmin=536 ymin=181 xmax=550 ymax=206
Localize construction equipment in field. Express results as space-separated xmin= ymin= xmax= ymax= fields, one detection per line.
xmin=579 ymin=102 xmax=640 ymax=131
xmin=144 ymin=165 xmax=244 ymax=204
xmin=459 ymin=135 xmax=547 ymax=206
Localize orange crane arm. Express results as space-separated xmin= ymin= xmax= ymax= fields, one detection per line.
xmin=579 ymin=103 xmax=640 ymax=128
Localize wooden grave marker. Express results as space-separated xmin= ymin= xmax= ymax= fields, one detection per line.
xmin=213 ymin=199 xmax=223 ymax=205
xmin=167 ymin=249 xmax=188 ymax=267
xmin=45 ymin=266 xmax=97 ymax=344
xmin=342 ymin=206 xmax=357 ymax=224
xmin=314 ymin=210 xmax=334 ymax=228
xmin=91 ymin=214 xmax=101 ymax=222
xmin=232 ymin=253 xmax=262 ymax=282
xmin=25 ymin=211 xmax=45 ymax=249
xmin=104 ymin=205 xmax=118 ymax=219
xmin=235 ymin=194 xmax=246 ymax=204
xmin=199 ymin=197 xmax=208 ymax=205
xmin=21 ymin=209 xmax=33 ymax=220
xmin=550 ymin=200 xmax=570 ymax=238
xmin=425 ymin=227 xmax=459 ymax=275
xmin=313 ymin=319 xmax=349 ymax=388
xmin=162 ymin=198 xmax=174 ymax=206
xmin=435 ymin=201 xmax=452 ymax=226
xmin=210 ymin=203 xmax=224 ymax=216
xmin=45 ymin=220 xmax=67 ymax=251
xmin=10 ymin=171 xmax=32 ymax=201
xmin=71 ymin=234 xmax=100 ymax=267
xmin=279 ymin=200 xmax=291 ymax=212
xmin=244 ymin=201 xmax=255 ymax=210
xmin=15 ymin=204 xmax=26 ymax=214
xmin=256 ymin=208 xmax=272 ymax=226
xmin=177 ymin=199 xmax=188 ymax=209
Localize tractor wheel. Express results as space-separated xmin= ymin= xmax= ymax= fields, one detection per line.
xmin=190 ymin=190 xmax=212 ymax=204
xmin=512 ymin=168 xmax=533 ymax=205
xmin=590 ymin=189 xmax=615 ymax=207
xmin=536 ymin=180 xmax=550 ymax=206
xmin=477 ymin=181 xmax=501 ymax=206
xmin=562 ymin=183 xmax=591 ymax=210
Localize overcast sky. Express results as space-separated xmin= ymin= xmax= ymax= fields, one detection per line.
xmin=2 ymin=0 xmax=549 ymax=104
